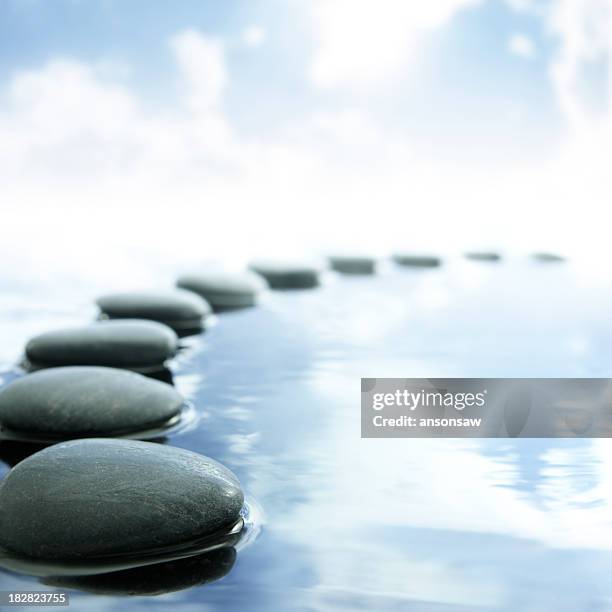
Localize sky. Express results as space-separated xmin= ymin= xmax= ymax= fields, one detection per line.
xmin=0 ymin=0 xmax=610 ymax=288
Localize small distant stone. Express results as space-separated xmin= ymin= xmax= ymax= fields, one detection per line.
xmin=0 ymin=439 xmax=244 ymax=560
xmin=249 ymin=260 xmax=322 ymax=289
xmin=96 ymin=290 xmax=211 ymax=335
xmin=392 ymin=254 xmax=441 ymax=268
xmin=464 ymin=252 xmax=501 ymax=262
xmin=329 ymin=255 xmax=377 ymax=275
xmin=25 ymin=320 xmax=177 ymax=372
xmin=0 ymin=367 xmax=184 ymax=440
xmin=177 ymin=271 xmax=267 ymax=311
xmin=532 ymin=252 xmax=565 ymax=262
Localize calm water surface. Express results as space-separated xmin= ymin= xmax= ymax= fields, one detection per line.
xmin=1 ymin=258 xmax=612 ymax=611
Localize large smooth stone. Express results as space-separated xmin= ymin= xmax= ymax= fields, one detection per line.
xmin=249 ymin=260 xmax=322 ymax=289
xmin=0 ymin=439 xmax=244 ymax=560
xmin=96 ymin=290 xmax=211 ymax=335
xmin=0 ymin=367 xmax=183 ymax=440
xmin=392 ymin=254 xmax=441 ymax=268
xmin=329 ymin=255 xmax=376 ymax=275
xmin=25 ymin=320 xmax=178 ymax=372
xmin=177 ymin=272 xmax=266 ymax=311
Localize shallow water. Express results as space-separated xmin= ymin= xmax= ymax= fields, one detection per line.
xmin=2 ymin=258 xmax=612 ymax=610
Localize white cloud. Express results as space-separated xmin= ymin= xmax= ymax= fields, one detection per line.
xmin=170 ymin=30 xmax=226 ymax=112
xmin=547 ymin=0 xmax=611 ymax=131
xmin=507 ymin=0 xmax=611 ymax=131
xmin=0 ymin=60 xmax=139 ymax=179
xmin=505 ymin=0 xmax=537 ymax=10
xmin=508 ymin=32 xmax=536 ymax=58
xmin=242 ymin=25 xmax=266 ymax=48
xmin=309 ymin=0 xmax=481 ymax=87
xmin=0 ymin=30 xmax=243 ymax=188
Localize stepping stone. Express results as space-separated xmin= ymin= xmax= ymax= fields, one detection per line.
xmin=532 ymin=252 xmax=565 ymax=262
xmin=43 ymin=547 xmax=237 ymax=595
xmin=25 ymin=320 xmax=178 ymax=373
xmin=0 ymin=439 xmax=244 ymax=561
xmin=464 ymin=252 xmax=501 ymax=262
xmin=392 ymin=254 xmax=441 ymax=268
xmin=177 ymin=272 xmax=267 ymax=311
xmin=0 ymin=367 xmax=184 ymax=441
xmin=249 ymin=260 xmax=322 ymax=289
xmin=96 ymin=290 xmax=211 ymax=336
xmin=329 ymin=255 xmax=376 ymax=275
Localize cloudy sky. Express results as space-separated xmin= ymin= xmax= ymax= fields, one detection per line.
xmin=0 ymin=0 xmax=609 ymax=286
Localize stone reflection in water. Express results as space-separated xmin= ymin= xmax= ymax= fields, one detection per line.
xmin=0 ymin=440 xmax=50 ymax=467
xmin=0 ymin=436 xmax=172 ymax=468
xmin=145 ymin=367 xmax=174 ymax=385
xmin=43 ymin=546 xmax=236 ymax=596
xmin=504 ymin=384 xmax=532 ymax=437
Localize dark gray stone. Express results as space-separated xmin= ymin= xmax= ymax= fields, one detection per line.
xmin=532 ymin=252 xmax=565 ymax=262
xmin=177 ymin=272 xmax=266 ymax=311
xmin=25 ymin=320 xmax=178 ymax=372
xmin=329 ymin=255 xmax=376 ymax=275
xmin=0 ymin=367 xmax=183 ymax=439
xmin=249 ymin=260 xmax=322 ymax=289
xmin=392 ymin=254 xmax=441 ymax=268
xmin=464 ymin=252 xmax=502 ymax=262
xmin=0 ymin=439 xmax=244 ymax=560
xmin=96 ymin=290 xmax=211 ymax=334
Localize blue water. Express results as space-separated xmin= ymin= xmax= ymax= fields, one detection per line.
xmin=1 ymin=257 xmax=612 ymax=610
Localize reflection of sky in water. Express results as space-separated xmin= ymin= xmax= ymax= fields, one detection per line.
xmin=2 ymin=258 xmax=612 ymax=609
